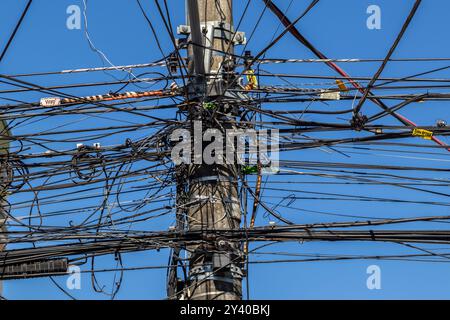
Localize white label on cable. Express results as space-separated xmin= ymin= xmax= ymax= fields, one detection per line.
xmin=40 ymin=97 xmax=61 ymax=107
xmin=319 ymin=91 xmax=341 ymax=100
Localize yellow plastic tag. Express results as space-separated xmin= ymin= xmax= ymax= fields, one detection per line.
xmin=412 ymin=128 xmax=433 ymax=140
xmin=336 ymin=80 xmax=349 ymax=92
xmin=245 ymin=69 xmax=258 ymax=90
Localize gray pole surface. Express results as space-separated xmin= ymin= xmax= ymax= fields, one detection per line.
xmin=182 ymin=0 xmax=243 ymax=300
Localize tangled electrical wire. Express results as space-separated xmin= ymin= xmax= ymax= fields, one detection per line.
xmin=1 ymin=0 xmax=450 ymax=300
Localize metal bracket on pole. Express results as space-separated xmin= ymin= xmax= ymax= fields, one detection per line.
xmin=178 ymin=19 xmax=246 ymax=98
xmin=177 ymin=22 xmax=247 ymax=46
xmin=189 ymin=263 xmax=244 ymax=284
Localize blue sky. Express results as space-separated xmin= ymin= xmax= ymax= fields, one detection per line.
xmin=1 ymin=0 xmax=450 ymax=300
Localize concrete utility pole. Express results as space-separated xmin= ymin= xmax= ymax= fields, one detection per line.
xmin=178 ymin=0 xmax=244 ymax=300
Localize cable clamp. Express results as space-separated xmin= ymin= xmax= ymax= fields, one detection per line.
xmin=190 ymin=175 xmax=234 ymax=183
xmin=350 ymin=113 xmax=368 ymax=131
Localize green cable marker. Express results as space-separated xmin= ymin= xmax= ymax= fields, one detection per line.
xmin=242 ymin=165 xmax=258 ymax=175
xmin=202 ymin=102 xmax=216 ymax=110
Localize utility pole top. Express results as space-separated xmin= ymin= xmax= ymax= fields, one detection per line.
xmin=181 ymin=0 xmax=245 ymax=99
